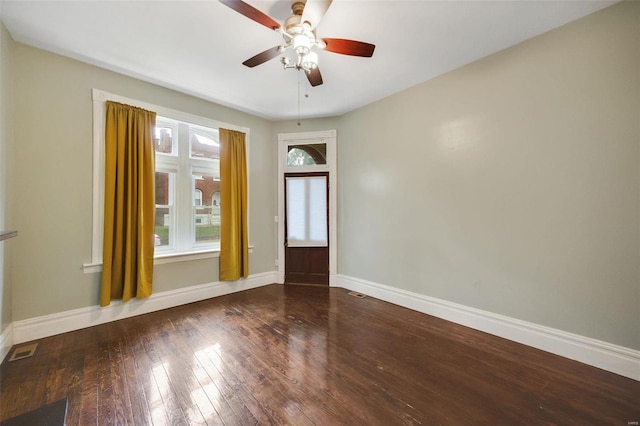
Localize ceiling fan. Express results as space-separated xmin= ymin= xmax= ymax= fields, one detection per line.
xmin=219 ymin=0 xmax=375 ymax=87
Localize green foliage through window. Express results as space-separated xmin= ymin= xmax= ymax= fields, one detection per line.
xmin=287 ymin=148 xmax=316 ymax=166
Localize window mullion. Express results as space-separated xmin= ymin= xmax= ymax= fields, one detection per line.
xmin=176 ymin=122 xmax=193 ymax=252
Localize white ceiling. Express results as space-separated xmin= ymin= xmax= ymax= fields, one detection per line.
xmin=0 ymin=0 xmax=617 ymax=121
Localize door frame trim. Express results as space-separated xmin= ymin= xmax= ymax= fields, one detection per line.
xmin=277 ymin=130 xmax=337 ymax=284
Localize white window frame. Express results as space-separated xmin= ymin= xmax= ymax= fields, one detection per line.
xmin=84 ymin=88 xmax=250 ymax=274
xmin=154 ymin=117 xmax=221 ymax=255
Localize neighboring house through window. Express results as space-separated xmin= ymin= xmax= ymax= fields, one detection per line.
xmin=153 ymin=117 xmax=221 ymax=252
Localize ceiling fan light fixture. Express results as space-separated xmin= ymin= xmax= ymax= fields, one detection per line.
xmin=301 ymin=51 xmax=319 ymax=71
xmin=293 ymin=34 xmax=311 ymax=55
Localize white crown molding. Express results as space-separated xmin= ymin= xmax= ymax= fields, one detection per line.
xmin=12 ymin=272 xmax=278 ymax=345
xmin=335 ymin=274 xmax=640 ymax=382
xmin=0 ymin=323 xmax=13 ymax=363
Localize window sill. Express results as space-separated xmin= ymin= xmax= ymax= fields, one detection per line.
xmin=82 ymin=246 xmax=254 ymax=274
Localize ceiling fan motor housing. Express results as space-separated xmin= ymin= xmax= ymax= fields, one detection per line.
xmin=291 ymin=1 xmax=306 ymax=17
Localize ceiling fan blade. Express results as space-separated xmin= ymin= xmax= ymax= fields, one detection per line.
xmin=219 ymin=0 xmax=280 ymax=30
xmin=322 ymin=38 xmax=375 ymax=57
xmin=306 ymin=67 xmax=323 ymax=87
xmin=242 ymin=46 xmax=282 ymax=67
xmin=301 ymin=0 xmax=333 ymax=30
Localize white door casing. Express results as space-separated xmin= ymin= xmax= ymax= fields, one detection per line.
xmin=277 ymin=130 xmax=337 ymax=285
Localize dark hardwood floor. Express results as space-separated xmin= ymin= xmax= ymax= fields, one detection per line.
xmin=1 ymin=284 xmax=638 ymax=425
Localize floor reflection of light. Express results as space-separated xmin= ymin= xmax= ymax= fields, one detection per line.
xmin=195 ymin=343 xmax=223 ymax=372
xmin=152 ymin=362 xmax=170 ymax=396
xmin=192 ymin=343 xmax=224 ymax=420
xmin=287 ymin=326 xmax=328 ymax=389
xmin=150 ymin=362 xmax=170 ymax=423
xmin=191 ymin=384 xmax=218 ymax=419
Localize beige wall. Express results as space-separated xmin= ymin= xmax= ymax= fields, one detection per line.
xmin=337 ymin=1 xmax=639 ymax=349
xmin=10 ymin=43 xmax=278 ymax=321
xmin=0 ymin=22 xmax=15 ymax=333
xmin=272 ymin=117 xmax=341 ymax=136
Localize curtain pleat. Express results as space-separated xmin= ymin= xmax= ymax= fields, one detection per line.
xmin=219 ymin=128 xmax=249 ymax=281
xmin=101 ymin=101 xmax=156 ymax=307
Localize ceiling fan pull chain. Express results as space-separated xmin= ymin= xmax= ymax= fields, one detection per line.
xmin=305 ymin=75 xmax=310 ymax=99
xmin=297 ymin=69 xmax=302 ymax=126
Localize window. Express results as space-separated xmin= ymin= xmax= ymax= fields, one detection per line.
xmin=153 ymin=117 xmax=221 ymax=253
xmin=287 ymin=144 xmax=327 ymax=166
xmin=86 ymin=89 xmax=249 ymax=272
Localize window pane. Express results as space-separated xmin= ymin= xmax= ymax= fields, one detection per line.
xmin=153 ymin=119 xmax=224 ymax=254
xmin=155 ymin=171 xmax=173 ymax=247
xmin=193 ymin=175 xmax=220 ymax=244
xmin=190 ymin=127 xmax=219 ymax=160
xmin=286 ymin=176 xmax=327 ymax=247
xmin=154 ymin=126 xmax=174 ymax=154
xmin=287 ymin=144 xmax=327 ymax=166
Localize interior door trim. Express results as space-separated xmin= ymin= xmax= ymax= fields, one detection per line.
xmin=277 ymin=130 xmax=337 ymax=285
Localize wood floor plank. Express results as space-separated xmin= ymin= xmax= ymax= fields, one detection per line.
xmin=227 ymin=293 xmax=389 ymax=424
xmin=339 ymin=291 xmax=640 ymax=423
xmin=1 ymin=284 xmax=639 ymax=425
xmin=96 ymin=338 xmax=115 ymax=426
xmin=62 ymin=329 xmax=89 ymax=426
xmin=197 ymin=300 xmax=313 ymax=425
xmin=27 ymin=335 xmax=65 ymax=414
xmin=109 ymin=335 xmax=134 ymax=425
xmin=119 ymin=323 xmax=153 ymax=426
xmin=152 ymin=318 xmax=211 ymax=426
xmin=143 ymin=322 xmax=190 ymax=426
xmin=78 ymin=341 xmax=99 ymax=425
xmin=130 ymin=321 xmax=172 ymax=426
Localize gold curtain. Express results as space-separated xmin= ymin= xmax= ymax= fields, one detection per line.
xmin=219 ymin=128 xmax=249 ymax=281
xmin=101 ymin=101 xmax=156 ymax=307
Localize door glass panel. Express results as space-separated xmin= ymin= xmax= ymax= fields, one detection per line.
xmin=286 ymin=176 xmax=327 ymax=247
xmin=287 ymin=144 xmax=327 ymax=166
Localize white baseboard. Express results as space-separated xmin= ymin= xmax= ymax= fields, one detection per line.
xmin=335 ymin=274 xmax=640 ymax=381
xmin=8 ymin=271 xmax=639 ymax=381
xmin=276 ymin=273 xmax=338 ymax=285
xmin=12 ymin=271 xmax=278 ymax=345
xmin=0 ymin=323 xmax=13 ymax=363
